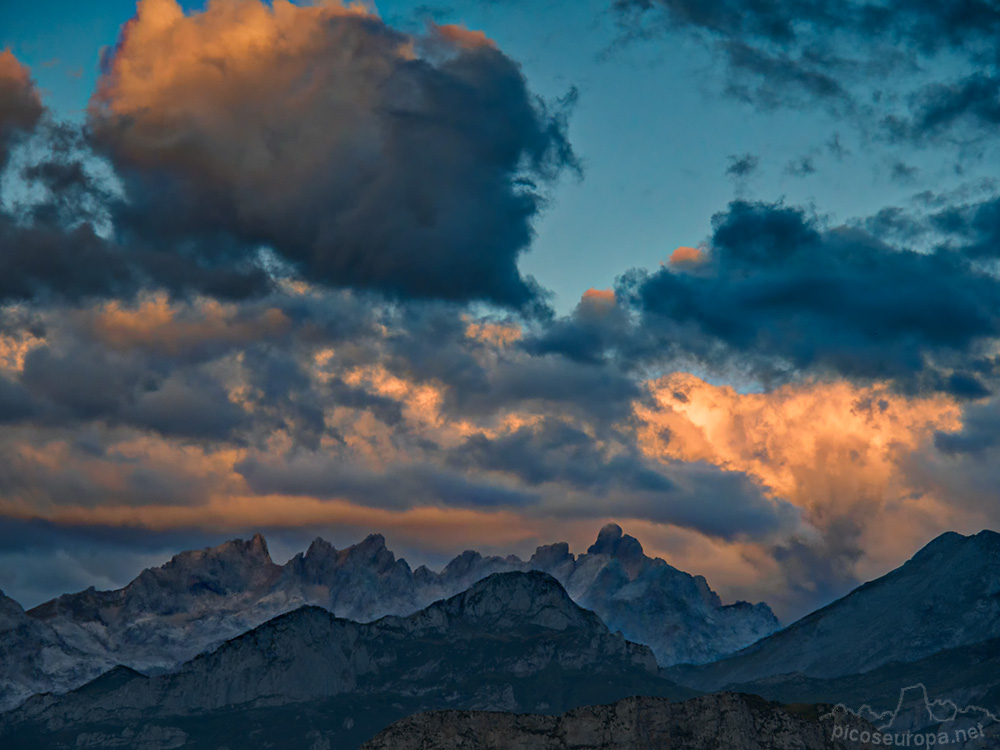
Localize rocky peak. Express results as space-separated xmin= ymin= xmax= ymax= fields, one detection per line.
xmin=907 ymin=530 xmax=969 ymax=566
xmin=441 ymin=549 xmax=484 ymax=578
xmin=585 ymin=523 xmax=649 ymax=579
xmin=433 ymin=571 xmax=596 ymax=632
xmin=587 ymin=523 xmax=644 ymax=559
xmin=340 ymin=533 xmax=397 ymax=572
xmin=529 ymin=542 xmax=575 ymax=570
xmin=305 ymin=537 xmax=336 ymax=559
xmin=124 ymin=534 xmax=280 ymax=606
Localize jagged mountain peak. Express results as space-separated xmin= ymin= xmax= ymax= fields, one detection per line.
xmin=587 ymin=522 xmax=645 ymax=560
xmin=118 ymin=534 xmax=282 ymax=609
xmin=12 ymin=522 xmax=780 ymax=709
xmin=339 ymin=533 xmax=399 ymax=572
xmin=165 ymin=533 xmax=275 ymax=569
xmin=304 ymin=537 xmax=336 ymax=558
xmin=529 ymin=541 xmax=575 ymax=568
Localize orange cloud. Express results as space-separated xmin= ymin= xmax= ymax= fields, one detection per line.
xmin=581 ymin=288 xmax=615 ymax=305
xmin=87 ymin=294 xmax=290 ymax=355
xmin=432 ymin=24 xmax=496 ymax=50
xmin=465 ymin=320 xmax=522 ymax=347
xmin=90 ymin=0 xmax=383 ymax=176
xmin=0 ymin=48 xmax=43 ymax=140
xmin=633 ymin=372 xmax=968 ymax=588
xmin=668 ymin=245 xmax=705 ymax=266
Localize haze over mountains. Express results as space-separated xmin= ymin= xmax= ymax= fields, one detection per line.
xmin=0 ymin=524 xmax=778 ymax=710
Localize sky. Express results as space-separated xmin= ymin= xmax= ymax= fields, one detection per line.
xmin=0 ymin=0 xmax=998 ymax=621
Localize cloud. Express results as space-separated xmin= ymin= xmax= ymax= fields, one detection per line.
xmin=621 ymin=200 xmax=1000 ymax=388
xmin=0 ymin=50 xmax=43 ymax=165
xmin=613 ymin=0 xmax=1000 ymax=141
xmin=633 ymin=371 xmax=967 ymax=612
xmin=725 ymin=152 xmax=759 ymax=179
xmin=89 ymin=0 xmax=577 ymax=308
xmin=668 ymin=245 xmax=705 ymax=266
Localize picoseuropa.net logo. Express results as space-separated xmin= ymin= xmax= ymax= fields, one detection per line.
xmin=823 ymin=684 xmax=999 ymax=747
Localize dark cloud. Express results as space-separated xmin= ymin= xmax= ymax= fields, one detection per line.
xmin=619 ymin=200 xmax=1000 ymax=386
xmin=446 ymin=417 xmax=674 ymax=493
xmin=614 ymin=0 xmax=1000 ymax=141
xmin=235 ymin=455 xmax=539 ymax=511
xmin=90 ymin=3 xmax=577 ymax=309
xmin=889 ymin=160 xmax=920 ymax=184
xmin=523 ymin=290 xmax=632 ymax=365
xmin=17 ymin=336 xmax=248 ymax=441
xmin=128 ymin=374 xmax=248 ymax=441
xmin=933 ymin=398 xmax=1000 ymax=456
xmin=720 ymin=40 xmax=851 ymax=110
xmin=895 ymin=73 xmax=1000 ymax=141
xmin=725 ymin=152 xmax=759 ymax=179
xmin=0 ymin=375 xmax=36 ymax=424
xmin=0 ymin=162 xmax=271 ymax=305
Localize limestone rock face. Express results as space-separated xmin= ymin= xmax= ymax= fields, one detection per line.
xmin=360 ymin=693 xmax=877 ymax=750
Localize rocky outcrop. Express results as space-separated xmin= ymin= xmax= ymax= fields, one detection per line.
xmin=360 ymin=693 xmax=877 ymax=750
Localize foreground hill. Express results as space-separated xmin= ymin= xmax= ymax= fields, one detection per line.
xmin=360 ymin=693 xmax=877 ymax=750
xmin=6 ymin=524 xmax=775 ymax=709
xmin=0 ymin=572 xmax=694 ymax=749
xmin=667 ymin=530 xmax=1000 ymax=691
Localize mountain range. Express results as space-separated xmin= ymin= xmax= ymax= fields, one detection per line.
xmin=0 ymin=571 xmax=694 ymax=749
xmin=0 ymin=523 xmax=778 ymax=710
xmin=1 ymin=526 xmax=998 ymax=748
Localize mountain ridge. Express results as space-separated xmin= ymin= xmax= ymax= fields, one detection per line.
xmin=0 ymin=571 xmax=690 ymax=749
xmin=665 ymin=529 xmax=1000 ymax=691
xmin=1 ymin=523 xmax=778 ymax=711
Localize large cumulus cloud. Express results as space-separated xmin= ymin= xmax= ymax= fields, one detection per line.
xmin=89 ymin=0 xmax=576 ymax=308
